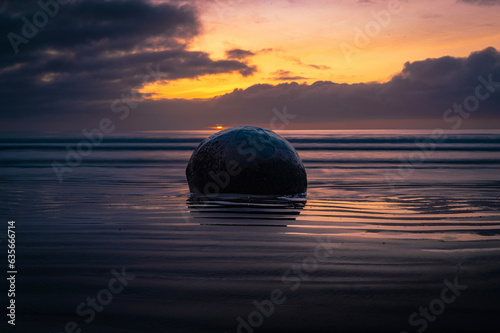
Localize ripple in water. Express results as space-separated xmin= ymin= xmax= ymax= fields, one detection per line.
xmin=186 ymin=193 xmax=307 ymax=224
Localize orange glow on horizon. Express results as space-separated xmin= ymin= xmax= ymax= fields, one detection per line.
xmin=208 ymin=124 xmax=227 ymax=130
xmin=138 ymin=0 xmax=500 ymax=101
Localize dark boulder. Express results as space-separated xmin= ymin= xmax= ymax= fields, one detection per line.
xmin=186 ymin=126 xmax=307 ymax=196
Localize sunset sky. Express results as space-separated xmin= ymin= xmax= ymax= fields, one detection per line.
xmin=142 ymin=0 xmax=500 ymax=99
xmin=1 ymin=0 xmax=499 ymax=130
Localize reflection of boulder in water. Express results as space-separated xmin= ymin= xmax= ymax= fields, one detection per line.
xmin=187 ymin=193 xmax=307 ymax=222
xmin=186 ymin=126 xmax=307 ymax=196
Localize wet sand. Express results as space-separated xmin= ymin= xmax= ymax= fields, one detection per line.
xmin=1 ymin=130 xmax=500 ymax=332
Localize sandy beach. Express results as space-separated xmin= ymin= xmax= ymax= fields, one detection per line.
xmin=1 ymin=129 xmax=500 ymax=332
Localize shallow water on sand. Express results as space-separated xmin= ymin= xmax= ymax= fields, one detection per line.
xmin=1 ymin=130 xmax=500 ymax=332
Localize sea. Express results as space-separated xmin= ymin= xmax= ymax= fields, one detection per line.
xmin=0 ymin=129 xmax=499 ymax=332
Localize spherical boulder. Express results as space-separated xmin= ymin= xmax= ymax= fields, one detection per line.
xmin=186 ymin=126 xmax=307 ymax=196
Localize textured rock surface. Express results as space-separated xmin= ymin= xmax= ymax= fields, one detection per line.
xmin=186 ymin=126 xmax=307 ymax=195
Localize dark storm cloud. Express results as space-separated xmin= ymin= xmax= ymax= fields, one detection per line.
xmin=1 ymin=3 xmax=499 ymax=133
xmin=0 ymin=0 xmax=199 ymax=56
xmin=225 ymin=48 xmax=256 ymax=60
xmin=0 ymin=0 xmax=256 ymax=125
xmin=129 ymin=47 xmax=500 ymax=130
xmin=458 ymin=0 xmax=500 ymax=5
